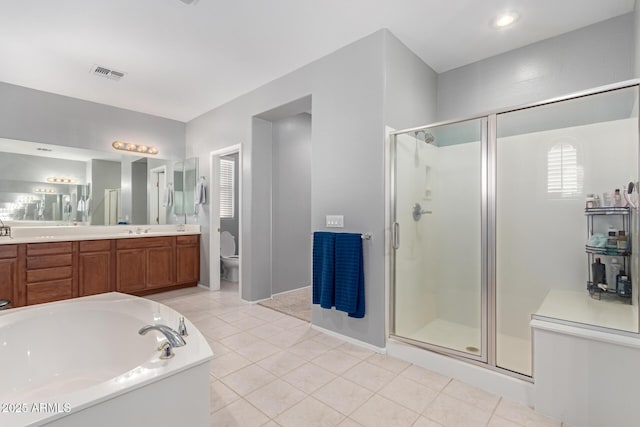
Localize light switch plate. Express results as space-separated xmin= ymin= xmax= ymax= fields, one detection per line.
xmin=326 ymin=215 xmax=344 ymax=228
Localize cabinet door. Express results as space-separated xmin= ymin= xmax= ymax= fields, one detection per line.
xmin=177 ymin=245 xmax=199 ymax=284
xmin=79 ymin=252 xmax=112 ymax=296
xmin=147 ymin=247 xmax=175 ymax=288
xmin=0 ymin=258 xmax=17 ymax=305
xmin=116 ymin=249 xmax=146 ymax=292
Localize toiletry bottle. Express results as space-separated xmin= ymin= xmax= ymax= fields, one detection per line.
xmin=617 ymin=270 xmax=631 ymax=297
xmin=592 ymin=258 xmax=606 ymax=288
xmin=593 ymin=195 xmax=601 ymax=207
xmin=614 ymin=189 xmax=622 ymax=207
xmin=606 ymin=229 xmax=618 ymax=252
xmin=617 ymin=230 xmax=629 ymax=252
xmin=603 ymin=192 xmax=612 ymax=207
xmin=608 ymin=258 xmax=622 ymax=291
xmin=586 ymin=194 xmax=595 ymax=209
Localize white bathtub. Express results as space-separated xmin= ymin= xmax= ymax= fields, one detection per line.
xmin=0 ymin=293 xmax=213 ymax=426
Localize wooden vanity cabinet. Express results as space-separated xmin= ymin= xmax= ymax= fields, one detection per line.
xmin=79 ymin=240 xmax=115 ymax=296
xmin=0 ymin=245 xmax=20 ymax=307
xmin=176 ymin=234 xmax=200 ymax=285
xmin=116 ymin=236 xmax=176 ymax=292
xmin=25 ymin=242 xmax=75 ymax=305
xmin=2 ymin=234 xmax=199 ymax=308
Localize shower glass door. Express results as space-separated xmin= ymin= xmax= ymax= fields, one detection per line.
xmin=391 ymin=117 xmax=486 ymax=360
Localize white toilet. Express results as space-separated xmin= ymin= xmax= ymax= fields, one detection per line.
xmin=220 ymin=231 xmax=239 ymax=282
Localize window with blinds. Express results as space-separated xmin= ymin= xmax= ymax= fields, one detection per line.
xmin=219 ymin=159 xmax=234 ymax=218
xmin=547 ymin=143 xmax=581 ymax=197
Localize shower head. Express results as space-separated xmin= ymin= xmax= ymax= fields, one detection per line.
xmin=414 ymin=130 xmax=435 ymax=144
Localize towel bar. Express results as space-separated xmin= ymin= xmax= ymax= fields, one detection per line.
xmin=312 ymin=231 xmax=372 ymax=240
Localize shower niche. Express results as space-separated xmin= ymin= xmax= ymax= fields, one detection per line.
xmin=390 ymin=82 xmax=640 ymax=378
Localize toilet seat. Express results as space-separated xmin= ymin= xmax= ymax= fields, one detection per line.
xmin=220 ymin=231 xmax=236 ymax=256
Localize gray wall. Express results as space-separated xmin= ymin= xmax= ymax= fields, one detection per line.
xmin=90 ymin=159 xmax=121 ymax=225
xmin=437 ymin=13 xmax=635 ymax=121
xmin=0 ymin=152 xmax=86 ymax=184
xmin=131 ymin=158 xmax=148 ymax=225
xmin=272 ymin=113 xmax=312 ymax=294
xmin=220 ymin=152 xmax=239 ymax=251
xmin=0 ymin=82 xmax=185 ymax=160
xmin=187 ymin=29 xmax=389 ymax=347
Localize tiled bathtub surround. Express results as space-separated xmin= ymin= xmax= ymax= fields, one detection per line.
xmin=147 ymin=284 xmax=566 ymax=427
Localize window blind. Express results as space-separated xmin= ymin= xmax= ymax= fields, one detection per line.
xmin=219 ymin=159 xmax=234 ymax=218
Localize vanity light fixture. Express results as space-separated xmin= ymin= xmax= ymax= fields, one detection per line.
xmin=46 ymin=177 xmax=74 ymax=184
xmin=34 ymin=188 xmax=57 ymax=194
xmin=112 ymin=141 xmax=159 ymax=155
xmin=493 ymin=12 xmax=518 ymax=28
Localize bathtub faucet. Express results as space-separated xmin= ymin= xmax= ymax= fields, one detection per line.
xmin=138 ymin=324 xmax=187 ymax=359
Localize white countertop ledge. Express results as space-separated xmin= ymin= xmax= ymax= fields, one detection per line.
xmin=531 ymin=318 xmax=640 ymax=349
xmin=0 ymin=224 xmax=200 ymax=245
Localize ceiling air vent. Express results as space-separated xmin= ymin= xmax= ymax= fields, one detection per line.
xmin=91 ymin=64 xmax=126 ymax=81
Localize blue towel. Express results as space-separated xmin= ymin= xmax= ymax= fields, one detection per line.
xmin=335 ymin=233 xmax=365 ymax=318
xmin=312 ymin=232 xmax=335 ymax=309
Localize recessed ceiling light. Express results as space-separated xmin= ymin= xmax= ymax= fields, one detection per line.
xmin=493 ymin=12 xmax=518 ymax=28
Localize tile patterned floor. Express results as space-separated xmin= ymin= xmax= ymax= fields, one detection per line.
xmin=146 ymin=283 xmax=567 ymax=427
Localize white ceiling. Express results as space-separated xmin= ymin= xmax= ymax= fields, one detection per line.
xmin=0 ymin=0 xmax=634 ymax=122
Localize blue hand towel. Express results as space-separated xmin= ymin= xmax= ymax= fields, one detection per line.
xmin=312 ymin=232 xmax=336 ymax=309
xmin=335 ymin=233 xmax=365 ymax=318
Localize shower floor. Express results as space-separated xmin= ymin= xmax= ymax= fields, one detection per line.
xmin=410 ymin=318 xmax=532 ymax=376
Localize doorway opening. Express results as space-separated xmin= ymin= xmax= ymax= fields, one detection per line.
xmin=210 ymin=145 xmax=242 ymax=296
xmin=149 ymin=165 xmax=167 ymax=225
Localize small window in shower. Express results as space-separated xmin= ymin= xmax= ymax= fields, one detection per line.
xmin=219 ymin=158 xmax=234 ymax=218
xmin=547 ymin=142 xmax=582 ymax=197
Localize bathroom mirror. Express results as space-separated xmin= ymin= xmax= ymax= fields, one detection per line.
xmin=184 ymin=157 xmax=198 ymax=216
xmin=173 ymin=161 xmax=185 ymax=216
xmin=0 ymin=137 xmax=179 ymax=226
xmin=173 ymin=157 xmax=198 ymax=217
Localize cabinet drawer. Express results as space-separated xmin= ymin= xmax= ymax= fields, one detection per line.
xmin=80 ymin=240 xmax=111 ymax=252
xmin=0 ymin=245 xmax=17 ymax=259
xmin=117 ymin=237 xmax=173 ymax=250
xmin=27 ymin=242 xmax=72 ymax=256
xmin=27 ymin=254 xmax=72 ymax=270
xmin=176 ymin=235 xmax=199 ymax=246
xmin=27 ymin=266 xmax=72 ymax=283
xmin=27 ymin=279 xmax=73 ymax=305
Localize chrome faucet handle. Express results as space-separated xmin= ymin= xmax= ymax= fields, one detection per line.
xmin=138 ymin=324 xmax=187 ymax=348
xmin=158 ymin=342 xmax=175 ymax=359
xmin=0 ymin=299 xmax=11 ymax=310
xmin=178 ymin=317 xmax=188 ymax=337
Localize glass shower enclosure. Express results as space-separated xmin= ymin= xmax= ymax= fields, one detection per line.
xmin=390 ymin=82 xmax=640 ymax=378
xmin=391 ymin=118 xmax=487 ymax=362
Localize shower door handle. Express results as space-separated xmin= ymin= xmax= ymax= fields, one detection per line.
xmin=392 ymin=222 xmax=400 ymax=249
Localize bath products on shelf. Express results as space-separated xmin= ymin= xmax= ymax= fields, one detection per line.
xmin=602 ymin=192 xmax=612 ymax=207
xmin=606 ymin=229 xmax=618 ymax=251
xmin=591 ymin=258 xmax=606 ymax=287
xmin=607 ymin=258 xmax=622 ymax=290
xmin=616 ymin=271 xmax=631 ymax=297
xmin=617 ymin=230 xmax=628 ymax=251
xmin=614 ymin=189 xmax=623 ymax=207
xmin=586 ymin=194 xmax=595 ymax=208
xmin=585 ymin=206 xmax=632 ymax=302
xmin=585 ymin=194 xmax=602 ymax=208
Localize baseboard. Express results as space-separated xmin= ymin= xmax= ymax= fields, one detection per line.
xmin=387 ymin=338 xmax=535 ymax=407
xmin=311 ymin=324 xmax=386 ymax=354
xmin=271 ymin=285 xmax=311 ymax=298
xmin=197 ymin=283 xmax=210 ymax=291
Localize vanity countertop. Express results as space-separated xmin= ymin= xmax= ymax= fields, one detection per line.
xmin=0 ymin=224 xmax=200 ymax=245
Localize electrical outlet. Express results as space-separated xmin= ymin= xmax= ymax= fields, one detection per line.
xmin=326 ymin=215 xmax=344 ymax=228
